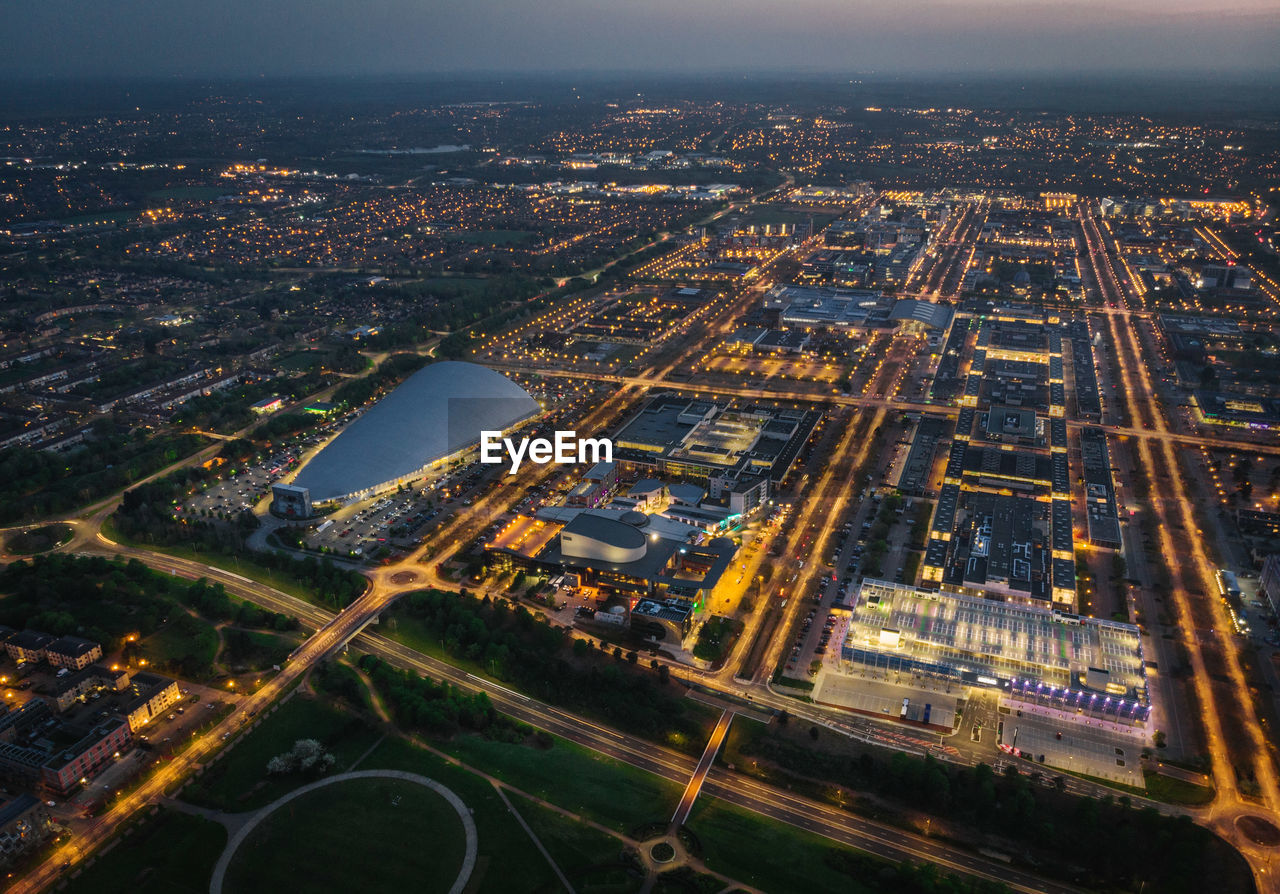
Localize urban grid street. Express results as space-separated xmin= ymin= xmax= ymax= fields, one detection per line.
xmin=0 ymin=27 xmax=1279 ymax=894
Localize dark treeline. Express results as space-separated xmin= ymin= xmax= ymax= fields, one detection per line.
xmin=738 ymin=733 xmax=1239 ymax=894
xmin=174 ymin=370 xmax=330 ymax=434
xmin=0 ymin=426 xmax=207 ymax=524
xmin=331 ymin=351 xmax=428 ymax=408
xmin=244 ymin=411 xmax=323 ymax=445
xmin=393 ymin=589 xmax=704 ymax=745
xmin=359 ymin=654 xmax=524 ymax=741
xmin=0 ymin=554 xmax=298 ymax=677
xmin=113 ymin=471 xmax=366 ymax=609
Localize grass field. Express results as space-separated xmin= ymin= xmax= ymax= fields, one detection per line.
xmin=1142 ymin=770 xmax=1216 ymax=805
xmin=358 ymin=736 xmax=559 ymax=894
xmin=141 ymin=612 xmax=219 ymax=676
xmin=511 ymin=794 xmax=642 ymax=893
xmin=443 ymin=734 xmax=682 ymax=832
xmin=224 ymin=776 xmax=467 ymax=894
xmin=60 ymin=809 xmax=226 ymax=894
xmin=102 ymin=518 xmax=354 ymax=607
xmin=380 ymin=608 xmax=723 ymax=756
xmin=181 ymin=695 xmax=381 ymax=811
xmin=219 ymin=628 xmax=300 ymax=673
xmin=691 ymin=616 xmax=742 ymax=663
xmin=686 ymin=797 xmax=887 ymax=893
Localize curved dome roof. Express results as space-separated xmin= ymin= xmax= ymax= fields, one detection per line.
xmin=292 ymin=361 xmax=538 ymax=501
xmin=560 ymin=514 xmax=648 ymax=564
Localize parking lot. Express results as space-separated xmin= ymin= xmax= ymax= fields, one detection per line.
xmin=179 ymin=412 xmax=358 ymax=522
xmin=813 ymin=670 xmax=961 ymax=730
xmin=303 ymin=476 xmax=459 ymax=560
xmin=781 ymin=487 xmax=893 ymax=679
xmin=997 ymin=704 xmax=1147 ymax=788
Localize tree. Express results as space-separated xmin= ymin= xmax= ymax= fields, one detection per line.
xmin=266 ymin=739 xmax=335 ymax=776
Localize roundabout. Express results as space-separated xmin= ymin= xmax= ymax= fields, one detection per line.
xmin=650 ymin=840 xmax=677 ymax=863
xmin=1235 ymin=814 xmax=1280 ymax=847
xmin=209 ymin=770 xmax=477 ymax=894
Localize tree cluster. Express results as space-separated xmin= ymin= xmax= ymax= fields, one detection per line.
xmin=332 ymin=352 xmax=428 ymax=409
xmin=391 ymin=589 xmax=702 ymax=745
xmin=112 ymin=475 xmax=366 ymax=609
xmin=359 ymin=655 xmax=513 ymax=738
xmin=0 ymin=426 xmax=206 ymax=524
xmin=739 ymin=734 xmax=1224 ymax=893
xmin=266 ymin=738 xmax=335 ymax=776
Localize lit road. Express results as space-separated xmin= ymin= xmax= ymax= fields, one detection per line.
xmin=1079 ymin=201 xmax=1280 ymax=893
xmin=483 ymin=361 xmax=1280 ymax=458
xmin=5 ymin=546 xmax=392 ymax=893
xmin=55 ymin=541 xmax=1084 ymax=894
xmin=4 ymin=190 xmax=1272 ymax=894
xmin=670 ymin=708 xmax=732 ymax=828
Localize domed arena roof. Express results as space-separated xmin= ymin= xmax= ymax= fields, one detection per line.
xmin=620 ymin=510 xmax=650 ymax=527
xmin=291 ymin=361 xmax=538 ymax=502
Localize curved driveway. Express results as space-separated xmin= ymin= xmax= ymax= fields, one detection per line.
xmin=209 ymin=769 xmax=477 ymax=894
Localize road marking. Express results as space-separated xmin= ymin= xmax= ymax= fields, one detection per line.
xmin=466 ymin=673 xmax=529 ymax=702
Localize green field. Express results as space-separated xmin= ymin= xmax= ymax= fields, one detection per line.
xmin=1142 ymin=770 xmax=1216 ymax=806
xmin=443 ymin=734 xmax=682 ymax=832
xmin=686 ymin=797 xmax=887 ymax=893
xmin=181 ymin=695 xmax=382 ymax=811
xmin=102 ymin=517 xmax=357 ymax=607
xmin=140 ymin=612 xmax=219 ymax=677
xmin=512 ymin=794 xmax=642 ymax=893
xmin=691 ymin=616 xmax=742 ymax=663
xmin=358 ymin=737 xmax=559 ymax=894
xmin=224 ymin=777 xmax=467 ymax=894
xmin=379 ymin=607 xmax=723 ymax=757
xmin=277 ymin=349 xmax=330 ymax=373
xmin=60 ymin=809 xmax=226 ymax=894
xmin=219 ymin=628 xmax=300 ymax=673
xmin=277 ymin=348 xmax=370 ymax=375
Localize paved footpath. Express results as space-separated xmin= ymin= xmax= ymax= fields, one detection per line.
xmin=207 ymin=769 xmax=478 ymax=894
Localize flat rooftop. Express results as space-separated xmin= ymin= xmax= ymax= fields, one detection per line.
xmin=843 ymin=579 xmax=1147 ymax=703
xmin=613 ymin=395 xmax=819 ymax=482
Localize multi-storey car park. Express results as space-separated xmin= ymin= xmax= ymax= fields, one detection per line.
xmin=837 ymin=579 xmax=1150 ymax=725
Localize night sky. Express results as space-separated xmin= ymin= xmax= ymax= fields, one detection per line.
xmin=4 ymin=0 xmax=1279 ymax=78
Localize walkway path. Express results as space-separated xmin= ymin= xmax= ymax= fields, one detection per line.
xmin=493 ymin=783 xmax=577 ymax=893
xmin=207 ymin=769 xmax=477 ymax=894
xmin=671 ymin=709 xmax=732 ymax=829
